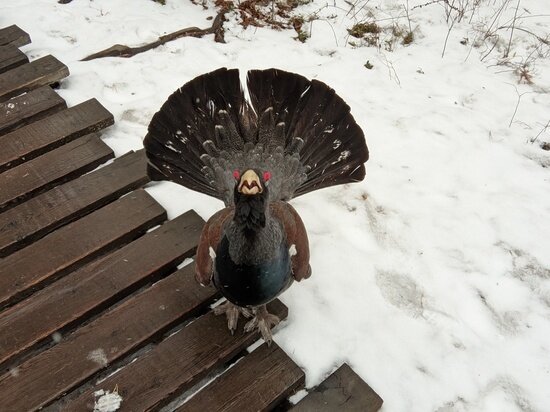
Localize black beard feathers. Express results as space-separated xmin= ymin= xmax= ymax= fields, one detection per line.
xmin=233 ymin=187 xmax=267 ymax=237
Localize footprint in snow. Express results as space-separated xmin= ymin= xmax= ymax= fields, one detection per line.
xmin=375 ymin=270 xmax=425 ymax=318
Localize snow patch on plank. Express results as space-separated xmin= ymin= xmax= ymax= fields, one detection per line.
xmin=87 ymin=348 xmax=108 ymax=367
xmin=93 ymin=389 xmax=123 ymax=412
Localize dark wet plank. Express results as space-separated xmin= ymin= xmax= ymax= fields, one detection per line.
xmin=64 ymin=301 xmax=288 ymax=411
xmin=0 ymin=149 xmax=149 ymax=258
xmin=0 ymin=85 xmax=66 ymax=135
xmin=291 ymin=364 xmax=383 ymax=412
xmin=0 ymin=44 xmax=29 ymax=74
xmin=180 ymin=343 xmax=305 ymax=412
xmin=0 ymin=265 xmax=217 ymax=411
xmin=0 ymin=210 xmax=204 ymax=367
xmin=0 ymin=98 xmax=113 ymax=173
xmin=0 ymin=189 xmax=166 ymax=309
xmin=0 ymin=25 xmax=31 ymax=47
xmin=0 ymin=133 xmax=114 ymax=212
xmin=0 ymin=55 xmax=69 ymax=102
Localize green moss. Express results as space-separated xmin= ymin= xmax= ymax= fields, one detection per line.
xmin=296 ymin=30 xmax=309 ymax=43
xmin=347 ymin=22 xmax=381 ymax=38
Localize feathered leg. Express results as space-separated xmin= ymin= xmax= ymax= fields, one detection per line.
xmin=244 ymin=305 xmax=280 ymax=345
xmin=213 ymin=301 xmax=252 ymax=334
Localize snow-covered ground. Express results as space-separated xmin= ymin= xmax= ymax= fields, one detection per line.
xmin=2 ymin=0 xmax=549 ymax=410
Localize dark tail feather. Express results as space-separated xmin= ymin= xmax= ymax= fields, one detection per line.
xmin=144 ymin=68 xmax=254 ymax=201
xmin=246 ymin=69 xmax=369 ymax=197
xmin=145 ymin=68 xmax=368 ymax=203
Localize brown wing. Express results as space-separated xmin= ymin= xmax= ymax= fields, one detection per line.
xmin=195 ymin=206 xmax=234 ymax=286
xmin=270 ymin=201 xmax=311 ymax=281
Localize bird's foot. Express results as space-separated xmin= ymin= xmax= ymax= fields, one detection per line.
xmin=213 ymin=301 xmax=252 ymax=334
xmin=244 ymin=305 xmax=280 ymax=345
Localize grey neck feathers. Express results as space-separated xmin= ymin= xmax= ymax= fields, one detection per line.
xmin=226 ymin=213 xmax=283 ymax=265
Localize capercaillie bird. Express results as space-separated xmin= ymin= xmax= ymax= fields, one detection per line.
xmin=144 ymin=68 xmax=368 ymax=343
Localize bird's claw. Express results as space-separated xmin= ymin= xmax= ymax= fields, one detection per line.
xmin=244 ymin=306 xmax=280 ymax=345
xmin=213 ymin=301 xmax=251 ymax=333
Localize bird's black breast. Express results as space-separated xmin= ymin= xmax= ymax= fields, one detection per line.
xmin=213 ymin=235 xmax=293 ymax=307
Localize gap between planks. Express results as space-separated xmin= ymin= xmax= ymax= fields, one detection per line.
xmin=62 ymin=301 xmax=288 ymax=411
xmin=0 ymin=133 xmax=114 ymax=213
xmin=0 ymin=98 xmax=114 ymax=173
xmin=0 ymin=210 xmax=204 ymax=369
xmin=0 ymin=149 xmax=149 ymax=257
xmin=0 ymin=85 xmax=66 ymax=135
xmin=179 ymin=342 xmax=305 ymax=412
xmin=0 ymin=264 xmax=218 ymax=411
xmin=0 ymin=55 xmax=69 ymax=102
xmin=0 ymin=44 xmax=29 ymax=74
xmin=0 ymin=189 xmax=167 ymax=310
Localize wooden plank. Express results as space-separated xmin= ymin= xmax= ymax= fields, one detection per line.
xmin=0 ymin=55 xmax=69 ymax=102
xmin=291 ymin=364 xmax=383 ymax=412
xmin=0 ymin=85 xmax=66 ymax=135
xmin=0 ymin=189 xmax=166 ymax=309
xmin=0 ymin=149 xmax=148 ymax=257
xmin=0 ymin=44 xmax=29 ymax=74
xmin=0 ymin=25 xmax=31 ymax=47
xmin=0 ymin=265 xmax=217 ymax=411
xmin=0 ymin=133 xmax=114 ymax=212
xmin=181 ymin=343 xmax=305 ymax=412
xmin=0 ymin=210 xmax=203 ymax=367
xmin=0 ymin=98 xmax=114 ymax=173
xmin=63 ymin=300 xmax=288 ymax=412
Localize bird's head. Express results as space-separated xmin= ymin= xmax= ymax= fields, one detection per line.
xmin=233 ymin=169 xmax=271 ymax=196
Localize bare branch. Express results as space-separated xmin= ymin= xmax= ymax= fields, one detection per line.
xmin=81 ymin=12 xmax=226 ymax=61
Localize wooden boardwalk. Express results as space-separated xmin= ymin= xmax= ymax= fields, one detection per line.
xmin=0 ymin=25 xmax=383 ymax=411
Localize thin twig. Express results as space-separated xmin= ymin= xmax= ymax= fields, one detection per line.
xmin=378 ymin=53 xmax=401 ymax=86
xmin=504 ymin=0 xmax=521 ymax=58
xmin=530 ymin=119 xmax=550 ymax=143
xmin=442 ymin=16 xmax=457 ymax=57
xmin=507 ymin=83 xmax=533 ymax=128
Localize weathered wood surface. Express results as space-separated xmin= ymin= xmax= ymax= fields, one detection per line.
xmin=0 ymin=190 xmax=166 ymax=309
xmin=0 ymin=210 xmax=204 ymax=367
xmin=0 ymin=85 xmax=66 ymax=135
xmin=181 ymin=342 xmax=305 ymax=412
xmin=291 ymin=363 xmax=383 ymax=412
xmin=0 ymin=265 xmax=217 ymax=410
xmin=0 ymin=133 xmax=114 ymax=212
xmin=0 ymin=44 xmax=29 ymax=74
xmin=0 ymin=55 xmax=69 ymax=102
xmin=0 ymin=25 xmax=31 ymax=47
xmin=64 ymin=301 xmax=287 ymax=411
xmin=0 ymin=149 xmax=148 ymax=257
xmin=0 ymin=98 xmax=113 ymax=173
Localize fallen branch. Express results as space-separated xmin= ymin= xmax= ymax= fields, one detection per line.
xmin=81 ymin=12 xmax=225 ymax=61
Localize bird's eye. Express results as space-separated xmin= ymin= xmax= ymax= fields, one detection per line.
xmin=263 ymin=171 xmax=271 ymax=182
xmin=233 ymin=170 xmax=240 ymax=180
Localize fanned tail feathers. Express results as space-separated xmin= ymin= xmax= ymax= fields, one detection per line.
xmin=144 ymin=68 xmax=368 ymax=205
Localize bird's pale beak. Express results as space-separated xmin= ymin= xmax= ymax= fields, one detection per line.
xmin=238 ymin=170 xmax=262 ymax=195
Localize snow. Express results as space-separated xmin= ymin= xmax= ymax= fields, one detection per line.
xmin=3 ymin=0 xmax=549 ymax=410
xmin=51 ymin=331 xmax=62 ymax=343
xmin=93 ymin=389 xmax=123 ymax=412
xmin=87 ymin=348 xmax=109 ymax=367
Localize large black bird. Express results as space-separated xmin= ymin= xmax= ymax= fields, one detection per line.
xmin=144 ymin=68 xmax=368 ymax=343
